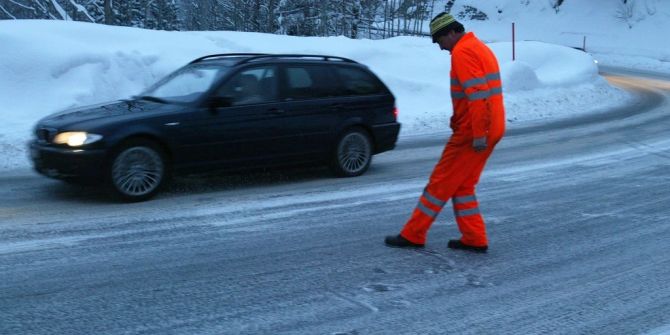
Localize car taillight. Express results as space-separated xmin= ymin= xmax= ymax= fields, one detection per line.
xmin=393 ymin=106 xmax=399 ymax=119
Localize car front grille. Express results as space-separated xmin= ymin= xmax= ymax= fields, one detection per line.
xmin=36 ymin=127 xmax=57 ymax=143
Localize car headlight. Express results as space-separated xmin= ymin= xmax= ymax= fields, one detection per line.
xmin=53 ymin=132 xmax=103 ymax=147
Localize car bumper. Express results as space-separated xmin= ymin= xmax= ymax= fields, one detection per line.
xmin=29 ymin=142 xmax=107 ymax=179
xmin=372 ymin=122 xmax=401 ymax=154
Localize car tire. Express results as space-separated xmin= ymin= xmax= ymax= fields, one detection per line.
xmin=108 ymin=139 xmax=168 ymax=202
xmin=330 ymin=127 xmax=373 ymax=177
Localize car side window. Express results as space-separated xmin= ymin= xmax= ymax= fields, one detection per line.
xmin=335 ymin=66 xmax=385 ymax=96
xmin=284 ymin=65 xmax=337 ymax=100
xmin=215 ymin=66 xmax=278 ymax=106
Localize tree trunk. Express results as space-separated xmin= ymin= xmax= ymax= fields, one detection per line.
xmin=390 ymin=0 xmax=395 ymax=37
xmin=104 ymin=0 xmax=113 ymax=24
xmin=267 ymin=0 xmax=275 ymax=33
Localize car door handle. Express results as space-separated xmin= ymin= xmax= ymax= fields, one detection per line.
xmin=269 ymin=108 xmax=285 ymax=114
xmin=330 ymin=104 xmax=344 ymax=111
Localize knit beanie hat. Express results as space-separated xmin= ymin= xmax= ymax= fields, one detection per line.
xmin=430 ymin=12 xmax=459 ymax=43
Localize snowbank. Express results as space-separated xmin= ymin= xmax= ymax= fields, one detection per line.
xmin=0 ymin=20 xmax=630 ymax=172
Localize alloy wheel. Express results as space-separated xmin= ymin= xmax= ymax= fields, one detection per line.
xmin=337 ymin=132 xmax=371 ymax=175
xmin=111 ymin=146 xmax=164 ymax=198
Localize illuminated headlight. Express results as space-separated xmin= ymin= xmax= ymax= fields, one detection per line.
xmin=53 ymin=132 xmax=103 ymax=147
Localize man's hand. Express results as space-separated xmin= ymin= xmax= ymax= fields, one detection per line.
xmin=473 ymin=136 xmax=488 ymax=152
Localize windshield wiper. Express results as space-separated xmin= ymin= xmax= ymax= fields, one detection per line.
xmin=134 ymin=95 xmax=169 ymax=104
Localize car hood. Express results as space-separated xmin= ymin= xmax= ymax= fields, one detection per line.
xmin=38 ymin=100 xmax=174 ymax=129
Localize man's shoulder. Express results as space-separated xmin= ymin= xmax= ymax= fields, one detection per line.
xmin=452 ymin=42 xmax=478 ymax=58
xmin=462 ymin=33 xmax=487 ymax=47
xmin=455 ymin=34 xmax=490 ymax=55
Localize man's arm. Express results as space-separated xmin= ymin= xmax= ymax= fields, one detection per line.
xmin=452 ymin=48 xmax=494 ymax=151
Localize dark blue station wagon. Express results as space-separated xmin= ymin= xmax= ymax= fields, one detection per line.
xmin=30 ymin=54 xmax=401 ymax=201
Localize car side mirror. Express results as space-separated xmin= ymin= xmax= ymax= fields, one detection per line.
xmin=207 ymin=96 xmax=233 ymax=110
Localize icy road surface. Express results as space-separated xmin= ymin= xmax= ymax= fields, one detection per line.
xmin=1 ymin=67 xmax=670 ymax=334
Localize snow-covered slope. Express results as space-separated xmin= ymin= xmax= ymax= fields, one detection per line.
xmin=443 ymin=0 xmax=670 ymax=73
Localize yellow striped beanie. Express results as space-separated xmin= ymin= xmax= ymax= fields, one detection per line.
xmin=430 ymin=12 xmax=458 ymax=42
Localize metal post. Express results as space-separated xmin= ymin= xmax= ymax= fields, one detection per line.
xmin=512 ymin=22 xmax=516 ymax=61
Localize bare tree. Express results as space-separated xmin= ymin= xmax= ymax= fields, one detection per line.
xmin=104 ymin=0 xmax=114 ymax=24
xmin=616 ymin=0 xmax=636 ymax=28
xmin=549 ymin=0 xmax=564 ymax=13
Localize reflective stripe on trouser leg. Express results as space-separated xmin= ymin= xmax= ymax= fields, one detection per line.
xmin=455 ymin=207 xmax=480 ymax=217
xmin=454 ymin=198 xmax=488 ymax=247
xmin=401 ymin=189 xmax=447 ymax=244
xmin=419 ymin=188 xmax=446 ymax=217
xmin=453 ymin=194 xmax=477 ymax=205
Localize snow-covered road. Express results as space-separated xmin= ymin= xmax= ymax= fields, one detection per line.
xmin=1 ymin=68 xmax=670 ymax=334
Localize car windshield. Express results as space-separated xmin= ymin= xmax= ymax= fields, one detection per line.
xmin=140 ymin=64 xmax=229 ymax=103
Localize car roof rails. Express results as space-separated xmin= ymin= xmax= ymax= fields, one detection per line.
xmin=239 ymin=54 xmax=359 ymax=64
xmin=189 ymin=53 xmax=269 ymax=64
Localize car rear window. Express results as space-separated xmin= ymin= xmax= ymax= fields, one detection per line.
xmin=335 ymin=66 xmax=387 ymax=96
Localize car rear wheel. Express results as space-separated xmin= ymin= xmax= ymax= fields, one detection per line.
xmin=330 ymin=127 xmax=373 ymax=177
xmin=109 ymin=140 xmax=167 ymax=202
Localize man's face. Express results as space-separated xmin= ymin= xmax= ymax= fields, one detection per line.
xmin=435 ymin=31 xmax=458 ymax=52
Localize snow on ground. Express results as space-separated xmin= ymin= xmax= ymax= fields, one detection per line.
xmin=0 ymin=19 xmax=634 ymax=172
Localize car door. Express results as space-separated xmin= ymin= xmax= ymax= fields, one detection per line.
xmin=279 ymin=63 xmax=342 ymax=159
xmin=172 ymin=65 xmax=291 ymax=169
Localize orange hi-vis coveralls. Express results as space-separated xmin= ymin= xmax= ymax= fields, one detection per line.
xmin=400 ymin=32 xmax=506 ymax=247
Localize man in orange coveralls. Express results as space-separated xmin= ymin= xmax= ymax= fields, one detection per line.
xmin=385 ymin=12 xmax=505 ymax=253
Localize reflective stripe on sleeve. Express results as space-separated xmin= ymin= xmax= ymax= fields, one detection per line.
xmin=462 ymin=77 xmax=486 ymax=89
xmin=461 ymin=72 xmax=501 ymax=90
xmin=451 ymin=91 xmax=467 ymax=99
xmin=486 ymin=72 xmax=501 ymax=81
xmin=467 ymin=86 xmax=503 ymax=101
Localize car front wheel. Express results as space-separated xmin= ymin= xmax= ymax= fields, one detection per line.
xmin=330 ymin=127 xmax=373 ymax=177
xmin=109 ymin=140 xmax=167 ymax=202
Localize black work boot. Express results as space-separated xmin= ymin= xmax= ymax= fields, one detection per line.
xmin=384 ymin=234 xmax=425 ymax=248
xmin=448 ymin=239 xmax=488 ymax=253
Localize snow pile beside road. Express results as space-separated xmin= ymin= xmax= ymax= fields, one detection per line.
xmin=501 ymin=61 xmax=543 ymax=92
xmin=489 ymin=41 xmax=624 ymax=124
xmin=493 ymin=41 xmax=599 ymax=92
xmin=0 ymin=20 xmax=630 ymax=171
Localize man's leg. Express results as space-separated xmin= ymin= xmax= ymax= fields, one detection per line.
xmin=451 ymin=149 xmax=494 ymax=247
xmin=452 ymin=186 xmax=487 ymax=247
xmin=396 ymin=143 xmax=470 ymax=245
